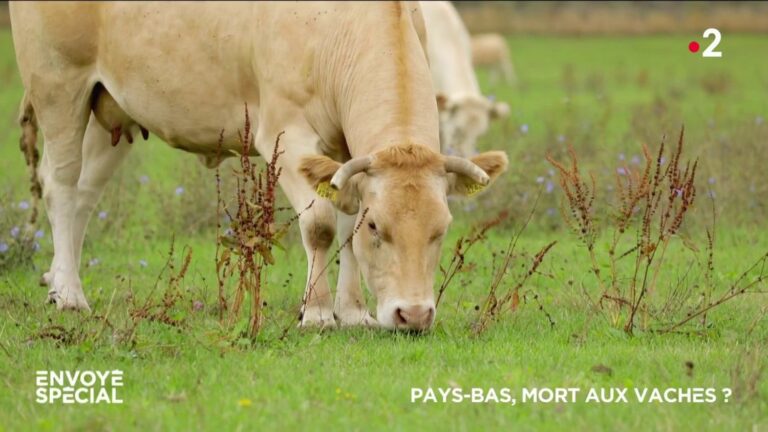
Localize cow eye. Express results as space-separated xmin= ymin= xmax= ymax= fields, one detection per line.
xmin=368 ymin=221 xmax=377 ymax=232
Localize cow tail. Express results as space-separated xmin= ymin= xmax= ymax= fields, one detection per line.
xmin=18 ymin=92 xmax=42 ymax=225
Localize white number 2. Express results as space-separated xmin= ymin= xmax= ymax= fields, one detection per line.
xmin=702 ymin=28 xmax=722 ymax=58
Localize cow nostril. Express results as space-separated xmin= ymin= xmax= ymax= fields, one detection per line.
xmin=392 ymin=305 xmax=435 ymax=329
xmin=394 ymin=307 xmax=408 ymax=326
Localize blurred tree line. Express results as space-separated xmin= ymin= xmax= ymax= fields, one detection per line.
xmin=453 ymin=1 xmax=768 ymax=35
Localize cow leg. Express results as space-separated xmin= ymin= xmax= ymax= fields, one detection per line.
xmin=40 ymin=115 xmax=131 ymax=286
xmin=488 ymin=66 xmax=501 ymax=86
xmin=32 ymin=83 xmax=91 ymax=310
xmin=298 ymin=201 xmax=337 ymax=329
xmin=38 ymin=152 xmax=54 ymax=287
xmin=255 ymin=124 xmax=336 ymax=328
xmin=334 ymin=212 xmax=377 ymax=326
xmin=501 ymin=56 xmax=516 ymax=84
xmin=72 ymin=115 xmax=132 ymax=268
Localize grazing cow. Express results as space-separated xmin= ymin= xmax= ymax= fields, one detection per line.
xmin=10 ymin=1 xmax=507 ymax=331
xmin=419 ymin=1 xmax=509 ymax=158
xmin=471 ymin=33 xmax=517 ymax=85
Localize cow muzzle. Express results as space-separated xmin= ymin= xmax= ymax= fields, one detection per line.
xmin=379 ymin=301 xmax=436 ymax=331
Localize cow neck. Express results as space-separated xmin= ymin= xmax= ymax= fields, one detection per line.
xmin=331 ymin=3 xmax=440 ymax=158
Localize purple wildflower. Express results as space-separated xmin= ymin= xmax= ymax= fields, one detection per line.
xmin=618 ymin=153 xmax=626 ymax=161
xmin=98 ymin=211 xmax=108 ymax=220
xmin=18 ymin=201 xmax=29 ymax=210
xmin=0 ymin=242 xmax=8 ymax=253
xmin=557 ymin=135 xmax=566 ymax=143
xmin=35 ymin=230 xmax=44 ymax=239
xmin=630 ymin=155 xmax=641 ymax=165
xmin=10 ymin=226 xmax=20 ymax=238
xmin=139 ymin=175 xmax=150 ymax=184
xmin=175 ymin=186 xmax=185 ymax=196
xmin=708 ymin=177 xmax=716 ymax=185
xmin=617 ymin=167 xmax=627 ymax=176
xmin=520 ymin=124 xmax=529 ymax=134
xmin=545 ymin=181 xmax=554 ymax=194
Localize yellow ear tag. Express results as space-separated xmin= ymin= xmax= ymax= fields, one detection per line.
xmin=316 ymin=181 xmax=338 ymax=202
xmin=466 ymin=182 xmax=486 ymax=196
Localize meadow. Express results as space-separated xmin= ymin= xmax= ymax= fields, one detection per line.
xmin=0 ymin=29 xmax=767 ymax=431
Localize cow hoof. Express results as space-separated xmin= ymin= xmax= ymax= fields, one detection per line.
xmin=46 ymin=275 xmax=90 ymax=312
xmin=299 ymin=307 xmax=336 ymax=329
xmin=336 ymin=308 xmax=379 ymax=327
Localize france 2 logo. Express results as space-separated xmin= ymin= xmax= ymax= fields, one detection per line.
xmin=689 ymin=28 xmax=722 ymax=58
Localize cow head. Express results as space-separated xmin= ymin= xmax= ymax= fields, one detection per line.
xmin=436 ymin=92 xmax=509 ymax=157
xmin=301 ymin=144 xmax=507 ymax=331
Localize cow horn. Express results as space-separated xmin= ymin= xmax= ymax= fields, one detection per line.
xmin=330 ymin=156 xmax=373 ymax=190
xmin=444 ymin=156 xmax=490 ymax=186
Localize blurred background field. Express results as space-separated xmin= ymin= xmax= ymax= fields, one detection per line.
xmin=0 ymin=3 xmax=766 ymax=430
xmin=454 ymin=1 xmax=768 ymax=35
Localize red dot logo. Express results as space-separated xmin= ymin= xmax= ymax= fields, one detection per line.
xmin=688 ymin=41 xmax=700 ymax=53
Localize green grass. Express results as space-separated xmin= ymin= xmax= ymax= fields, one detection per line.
xmin=1 ymin=29 xmax=767 ymax=431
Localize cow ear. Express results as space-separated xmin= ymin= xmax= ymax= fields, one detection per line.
xmin=436 ymin=93 xmax=448 ymax=112
xmin=489 ymin=101 xmax=510 ymax=119
xmin=300 ymin=155 xmax=339 ymax=188
xmin=300 ymin=155 xmax=361 ymax=214
xmin=437 ymin=93 xmax=460 ymax=116
xmin=447 ymin=151 xmax=508 ymax=197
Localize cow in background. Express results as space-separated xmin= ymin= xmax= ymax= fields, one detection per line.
xmin=420 ymin=1 xmax=510 ymax=158
xmin=471 ymin=33 xmax=517 ymax=85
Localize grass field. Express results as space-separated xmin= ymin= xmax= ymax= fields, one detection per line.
xmin=1 ymin=28 xmax=767 ymax=431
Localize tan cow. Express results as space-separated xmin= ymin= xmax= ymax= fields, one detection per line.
xmin=471 ymin=33 xmax=517 ymax=85
xmin=10 ymin=1 xmax=507 ymax=331
xmin=419 ymin=1 xmax=509 ymax=158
